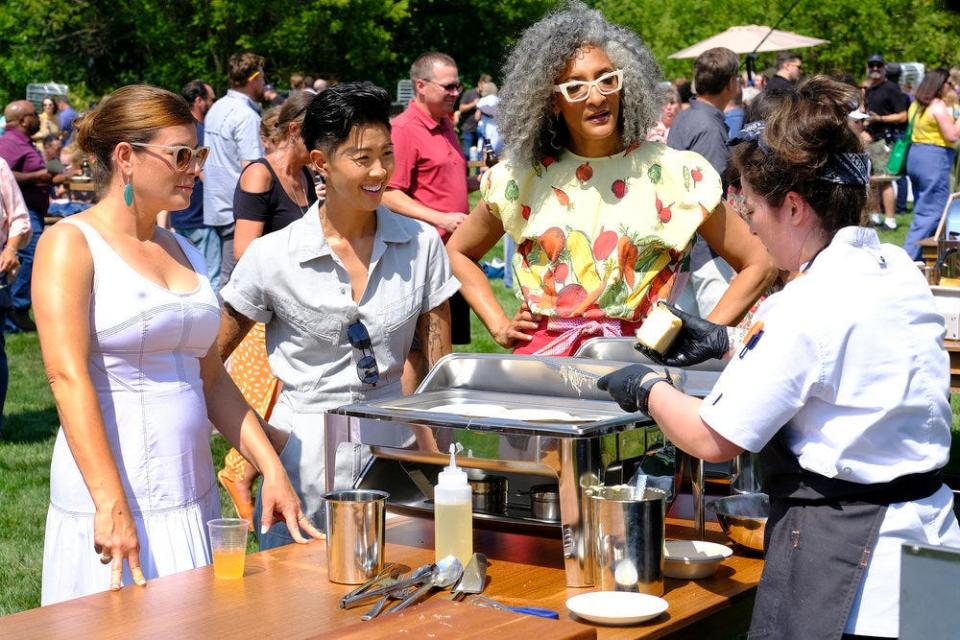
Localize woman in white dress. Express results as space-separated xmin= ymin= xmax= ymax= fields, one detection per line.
xmin=34 ymin=85 xmax=320 ymax=605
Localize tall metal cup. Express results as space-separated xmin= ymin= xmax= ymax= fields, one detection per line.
xmin=591 ymin=487 xmax=667 ymax=595
xmin=322 ymin=489 xmax=389 ymax=584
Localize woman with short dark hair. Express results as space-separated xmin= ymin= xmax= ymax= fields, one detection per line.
xmin=217 ymin=90 xmax=318 ymax=526
xmin=601 ymin=76 xmax=960 ymax=639
xmin=218 ymin=82 xmax=459 ymax=549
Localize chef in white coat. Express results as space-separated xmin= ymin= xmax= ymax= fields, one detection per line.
xmin=599 ymin=76 xmax=960 ymax=640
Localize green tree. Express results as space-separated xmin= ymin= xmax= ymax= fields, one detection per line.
xmin=598 ymin=0 xmax=960 ymax=82
xmin=1 ymin=0 xmax=958 ymax=116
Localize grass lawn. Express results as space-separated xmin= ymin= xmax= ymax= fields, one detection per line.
xmin=0 ymin=213 xmax=956 ymax=615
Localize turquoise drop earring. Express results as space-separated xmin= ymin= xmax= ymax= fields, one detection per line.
xmin=123 ymin=182 xmax=134 ymax=207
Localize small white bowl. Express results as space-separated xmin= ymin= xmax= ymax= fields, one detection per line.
xmin=663 ymin=540 xmax=733 ymax=579
xmin=565 ymin=591 xmax=668 ymax=626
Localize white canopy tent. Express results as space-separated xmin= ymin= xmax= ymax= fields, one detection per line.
xmin=669 ymin=25 xmax=829 ymax=59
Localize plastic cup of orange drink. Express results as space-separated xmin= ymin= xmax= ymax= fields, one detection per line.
xmin=207 ymin=518 xmax=249 ymax=579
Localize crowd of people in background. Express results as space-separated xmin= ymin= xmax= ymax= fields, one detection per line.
xmin=0 ymin=1 xmax=959 ymax=629
xmin=0 ymin=24 xmax=956 ymax=442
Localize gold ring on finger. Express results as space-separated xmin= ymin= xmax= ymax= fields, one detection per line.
xmin=99 ymin=552 xmax=113 ymax=564
xmin=297 ymin=514 xmax=308 ymax=521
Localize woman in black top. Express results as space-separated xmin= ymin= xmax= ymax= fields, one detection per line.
xmin=233 ymin=91 xmax=318 ymax=260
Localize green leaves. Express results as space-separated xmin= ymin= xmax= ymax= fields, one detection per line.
xmin=1 ymin=0 xmax=957 ymax=108
xmin=597 ymin=0 xmax=960 ymax=83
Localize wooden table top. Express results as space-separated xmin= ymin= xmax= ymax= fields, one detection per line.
xmin=0 ymin=516 xmax=762 ymax=639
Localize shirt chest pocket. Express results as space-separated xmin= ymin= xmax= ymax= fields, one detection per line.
xmin=382 ymin=284 xmax=424 ymax=332
xmin=273 ymin=296 xmax=341 ymax=345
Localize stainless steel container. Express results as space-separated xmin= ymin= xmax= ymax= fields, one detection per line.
xmin=326 ymin=353 xmax=721 ymax=587
xmin=322 ymin=489 xmax=388 ymax=584
xmin=575 ymin=337 xmax=726 ymax=539
xmin=527 ymin=484 xmax=560 ymax=521
xmin=592 ymin=487 xmax=667 ymax=596
xmin=469 ymin=475 xmax=507 ymax=514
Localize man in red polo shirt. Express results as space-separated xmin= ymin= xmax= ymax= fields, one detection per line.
xmin=384 ymin=51 xmax=479 ymax=344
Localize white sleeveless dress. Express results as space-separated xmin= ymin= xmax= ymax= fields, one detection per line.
xmin=41 ymin=219 xmax=222 ymax=605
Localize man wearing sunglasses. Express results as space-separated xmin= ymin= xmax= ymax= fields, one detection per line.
xmin=383 ymin=51 xmax=479 ymax=346
xmin=765 ymin=51 xmax=802 ymax=93
xmin=864 ymin=53 xmax=909 ymax=231
xmin=203 ymin=52 xmax=266 ymax=290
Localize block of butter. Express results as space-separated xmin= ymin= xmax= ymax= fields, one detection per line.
xmin=635 ymin=302 xmax=682 ymax=354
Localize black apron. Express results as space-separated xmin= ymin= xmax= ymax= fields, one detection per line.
xmin=747 ymin=429 xmax=943 ymax=640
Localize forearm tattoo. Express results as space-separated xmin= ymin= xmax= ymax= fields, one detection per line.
xmin=417 ymin=301 xmax=451 ymax=369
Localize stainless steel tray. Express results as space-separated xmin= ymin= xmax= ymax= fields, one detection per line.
xmin=414 ymin=352 xmax=720 ymax=399
xmin=574 ymin=337 xmax=727 ymax=372
xmin=416 ymin=353 xmax=626 ymax=402
xmin=332 ymin=353 xmax=719 ymax=436
xmin=343 ymin=388 xmax=638 ymax=436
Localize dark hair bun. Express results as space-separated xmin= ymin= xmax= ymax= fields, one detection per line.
xmin=764 ymin=76 xmax=861 ymax=171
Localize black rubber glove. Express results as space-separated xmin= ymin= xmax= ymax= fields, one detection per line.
xmin=635 ymin=303 xmax=729 ymax=367
xmin=597 ymin=364 xmax=673 ymax=414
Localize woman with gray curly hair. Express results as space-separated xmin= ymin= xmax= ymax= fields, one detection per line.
xmin=447 ymin=1 xmax=775 ymax=356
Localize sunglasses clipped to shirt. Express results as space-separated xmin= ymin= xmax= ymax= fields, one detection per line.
xmin=130 ymin=142 xmax=210 ymax=171
xmin=347 ymin=320 xmax=380 ymax=386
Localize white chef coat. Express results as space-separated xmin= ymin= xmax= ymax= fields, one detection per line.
xmin=699 ymin=226 xmax=960 ymax=636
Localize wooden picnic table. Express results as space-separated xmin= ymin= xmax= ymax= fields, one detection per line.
xmin=0 ymin=514 xmax=762 ymax=639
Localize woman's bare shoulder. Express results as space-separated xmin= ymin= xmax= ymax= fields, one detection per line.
xmin=238 ymin=159 xmax=272 ymax=192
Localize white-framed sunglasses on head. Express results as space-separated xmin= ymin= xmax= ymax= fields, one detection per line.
xmin=553 ymin=69 xmax=623 ymax=103
xmin=130 ymin=143 xmax=210 ymax=171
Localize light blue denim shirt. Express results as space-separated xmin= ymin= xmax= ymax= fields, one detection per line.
xmin=202 ymin=89 xmax=263 ymax=227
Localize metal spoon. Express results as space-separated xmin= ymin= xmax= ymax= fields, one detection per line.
xmin=389 ymin=555 xmax=463 ymax=614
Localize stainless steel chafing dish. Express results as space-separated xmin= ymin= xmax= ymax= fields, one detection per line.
xmin=326 ymin=353 xmax=722 ymax=587
xmin=574 ymin=336 xmax=727 ymax=371
xmin=574 ymin=337 xmax=731 ymax=538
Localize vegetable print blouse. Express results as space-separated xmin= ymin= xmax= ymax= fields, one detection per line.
xmin=481 ymin=142 xmax=723 ymax=322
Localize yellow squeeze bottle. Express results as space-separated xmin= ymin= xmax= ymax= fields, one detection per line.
xmin=434 ymin=443 xmax=473 ymax=566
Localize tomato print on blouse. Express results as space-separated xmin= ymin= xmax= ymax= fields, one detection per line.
xmin=480 ymin=142 xmax=720 ymax=322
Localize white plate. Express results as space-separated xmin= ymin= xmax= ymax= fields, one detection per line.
xmin=663 ymin=540 xmax=733 ymax=579
xmin=565 ymin=591 xmax=668 ymax=625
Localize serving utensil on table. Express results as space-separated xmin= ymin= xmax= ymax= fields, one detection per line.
xmin=340 ymin=562 xmax=406 ymax=605
xmin=388 ymin=555 xmax=463 ymax=614
xmin=340 ymin=563 xmax=434 ymax=608
xmin=470 ymin=595 xmax=560 ymax=619
xmin=451 ymin=552 xmax=488 ymax=601
xmin=360 ymin=582 xmax=417 ymax=621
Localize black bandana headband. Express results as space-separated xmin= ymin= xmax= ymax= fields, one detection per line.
xmin=728 ymin=121 xmax=870 ymax=187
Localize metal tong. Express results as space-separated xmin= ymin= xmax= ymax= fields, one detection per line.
xmin=340 ymin=564 xmax=432 ymax=609
xmin=340 ymin=563 xmax=405 ymax=605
